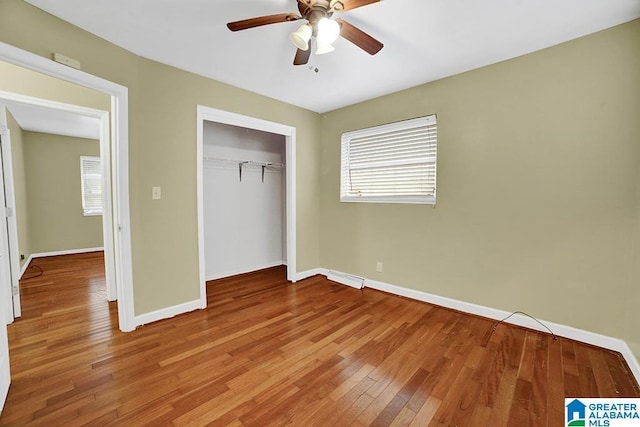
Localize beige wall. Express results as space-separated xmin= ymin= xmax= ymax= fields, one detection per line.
xmin=0 ymin=0 xmax=321 ymax=315
xmin=22 ymin=131 xmax=103 ymax=253
xmin=320 ymin=20 xmax=640 ymax=354
xmin=5 ymin=111 xmax=30 ymax=267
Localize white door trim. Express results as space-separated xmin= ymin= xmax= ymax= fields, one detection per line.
xmin=0 ymin=41 xmax=135 ymax=332
xmin=196 ymin=105 xmax=297 ymax=307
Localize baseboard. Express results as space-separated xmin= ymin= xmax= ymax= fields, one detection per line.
xmin=19 ymin=247 xmax=104 ymax=279
xmin=205 ymin=260 xmax=284 ymax=281
xmin=317 ymin=269 xmax=640 ymax=386
xmin=31 ymin=247 xmax=104 ymax=259
xmin=134 ymin=299 xmax=203 ymax=328
xmin=620 ymin=342 xmax=640 ymax=384
xmin=295 ymin=268 xmax=326 ymax=281
xmin=19 ymin=254 xmax=34 ymax=279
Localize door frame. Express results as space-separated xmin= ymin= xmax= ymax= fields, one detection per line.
xmin=0 ymin=41 xmax=135 ymax=332
xmin=196 ymin=105 xmax=297 ymax=306
xmin=0 ymin=94 xmax=113 ymax=319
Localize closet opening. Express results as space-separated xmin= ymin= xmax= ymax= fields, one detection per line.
xmin=196 ymin=106 xmax=297 ymax=305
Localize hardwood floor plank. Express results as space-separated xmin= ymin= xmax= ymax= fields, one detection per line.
xmin=405 ymin=358 xmax=449 ymax=413
xmin=429 ymin=366 xmax=479 ymax=426
xmin=1 ymin=253 xmax=638 ymax=426
xmin=468 ymin=404 xmax=493 ymax=426
xmin=320 ymin=377 xmax=377 ymax=426
xmin=589 ymin=347 xmax=618 ymax=396
xmin=389 ymin=406 xmax=416 ymax=427
xmin=429 ymin=355 xmax=466 ymax=400
xmin=530 ymin=344 xmax=548 ymax=424
xmin=409 ymin=396 xmax=441 ymax=426
xmin=487 ymin=365 xmax=519 ymax=426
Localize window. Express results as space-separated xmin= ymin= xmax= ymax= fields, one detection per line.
xmin=340 ymin=115 xmax=437 ymax=204
xmin=80 ymin=156 xmax=102 ymax=216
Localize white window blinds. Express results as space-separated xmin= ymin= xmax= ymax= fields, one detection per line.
xmin=340 ymin=115 xmax=437 ymax=204
xmin=80 ymin=156 xmax=103 ymax=216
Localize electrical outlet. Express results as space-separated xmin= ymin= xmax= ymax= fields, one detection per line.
xmin=152 ymin=186 xmax=161 ymax=200
xmin=376 ymin=261 xmax=383 ymax=272
xmin=20 ymin=254 xmax=25 ymax=261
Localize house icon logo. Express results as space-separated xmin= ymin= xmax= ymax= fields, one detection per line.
xmin=566 ymin=399 xmax=587 ymax=426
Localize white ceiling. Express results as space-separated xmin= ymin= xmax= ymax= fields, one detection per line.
xmin=24 ymin=0 xmax=640 ymax=113
xmin=6 ymin=102 xmax=100 ymax=140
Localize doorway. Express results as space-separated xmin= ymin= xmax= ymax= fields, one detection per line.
xmin=196 ymin=106 xmax=297 ymax=305
xmin=203 ymin=121 xmax=286 ymax=280
xmin=0 ymin=96 xmax=111 ymax=320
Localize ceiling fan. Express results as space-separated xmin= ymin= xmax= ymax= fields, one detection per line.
xmin=227 ymin=0 xmax=384 ymax=66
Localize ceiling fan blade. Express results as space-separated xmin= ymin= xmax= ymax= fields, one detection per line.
xmin=293 ymin=48 xmax=311 ymax=66
xmin=336 ymin=18 xmax=383 ymax=55
xmin=336 ymin=0 xmax=381 ymax=12
xmin=227 ymin=13 xmax=301 ymax=32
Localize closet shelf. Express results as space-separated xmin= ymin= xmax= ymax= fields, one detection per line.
xmin=204 ymin=156 xmax=283 ymax=182
xmin=203 ymin=156 xmax=284 ymax=169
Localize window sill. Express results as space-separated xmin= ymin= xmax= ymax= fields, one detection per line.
xmin=340 ymin=196 xmax=436 ymax=205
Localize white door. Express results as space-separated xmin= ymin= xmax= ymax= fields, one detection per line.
xmin=0 ymin=122 xmax=20 ymax=321
xmin=0 ymin=130 xmax=12 ymax=411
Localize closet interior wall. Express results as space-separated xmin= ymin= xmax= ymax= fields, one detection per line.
xmin=203 ymin=121 xmax=286 ymax=281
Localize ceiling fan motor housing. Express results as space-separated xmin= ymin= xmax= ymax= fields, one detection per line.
xmin=298 ymin=0 xmax=343 ymax=32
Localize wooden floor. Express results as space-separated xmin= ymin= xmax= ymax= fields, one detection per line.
xmin=1 ymin=253 xmax=638 ymax=426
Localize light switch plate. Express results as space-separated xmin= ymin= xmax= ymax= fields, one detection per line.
xmin=152 ymin=186 xmax=161 ymax=200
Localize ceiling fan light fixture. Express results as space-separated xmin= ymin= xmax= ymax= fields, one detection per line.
xmin=315 ymin=41 xmax=335 ymax=55
xmin=316 ymin=18 xmax=340 ymax=44
xmin=289 ymin=24 xmax=312 ymax=50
